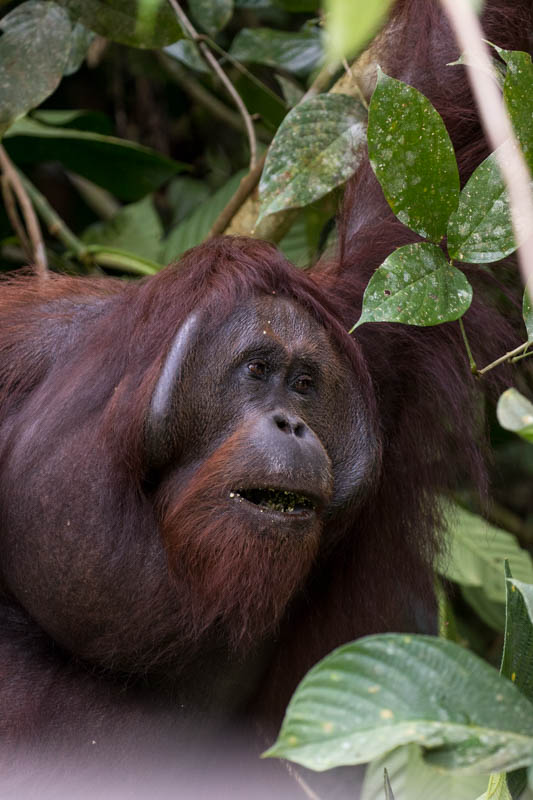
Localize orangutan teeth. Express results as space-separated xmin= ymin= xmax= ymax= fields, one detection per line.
xmin=230 ymin=488 xmax=315 ymax=513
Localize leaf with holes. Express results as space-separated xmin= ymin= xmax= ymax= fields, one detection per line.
xmin=353 ymin=243 xmax=472 ymax=329
xmin=368 ymin=70 xmax=459 ymax=242
xmin=265 ymin=634 xmax=533 ymax=774
xmin=0 ymin=1 xmax=72 ymax=136
xmin=258 ymin=94 xmax=366 ymax=223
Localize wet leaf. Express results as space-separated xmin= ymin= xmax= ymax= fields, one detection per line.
xmin=447 ymin=145 xmax=526 ymax=263
xmin=188 ymin=0 xmax=233 ymax=36
xmin=497 ymin=389 xmax=533 ymax=444
xmin=229 ymin=27 xmax=323 ymax=78
xmin=258 ymin=94 xmax=366 ymax=223
xmin=368 ymin=70 xmax=460 ymax=242
xmin=265 ymin=634 xmax=533 ymax=774
xmin=353 ymin=243 xmax=471 ymax=328
xmin=55 ymin=0 xmax=183 ymax=48
xmin=324 ymin=0 xmax=392 ymax=60
xmin=0 ymin=1 xmax=72 ymax=136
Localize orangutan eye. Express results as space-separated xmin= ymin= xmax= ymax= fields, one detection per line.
xmin=293 ymin=375 xmax=313 ymax=394
xmin=248 ymin=360 xmax=267 ymax=378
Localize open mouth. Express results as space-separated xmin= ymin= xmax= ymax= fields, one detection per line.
xmin=230 ymin=487 xmax=317 ymax=514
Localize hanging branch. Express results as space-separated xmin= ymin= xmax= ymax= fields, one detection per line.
xmin=440 ymin=0 xmax=533 ymax=290
xmin=0 ymin=145 xmax=48 ymax=277
xmin=166 ymin=0 xmax=257 ymax=169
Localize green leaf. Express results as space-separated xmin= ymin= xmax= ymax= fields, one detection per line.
xmin=3 ymin=117 xmax=186 ymax=201
xmin=229 ymin=27 xmax=323 ymax=78
xmin=188 ymin=0 xmax=233 ymax=36
xmin=0 ymin=1 xmax=72 ymax=136
xmin=64 ymin=22 xmax=95 ymax=76
xmin=497 ymin=389 xmax=533 ymax=444
xmin=440 ymin=507 xmax=533 ymax=601
xmin=362 ymin=745 xmax=487 ymax=800
xmin=164 ymin=40 xmax=209 ymax=74
xmin=500 ymin=50 xmax=533 ymax=172
xmin=166 ymin=176 xmax=210 ymax=227
xmin=353 ymin=243 xmax=472 ymax=328
xmin=265 ymin=634 xmax=533 ymax=774
xmin=54 ymin=0 xmax=183 ymax=48
xmin=276 ymin=76 xmax=304 ymax=108
xmin=258 ymin=94 xmax=366 ymax=223
xmin=523 ymin=286 xmax=533 ymax=341
xmin=278 ymin=215 xmax=309 ymax=267
xmin=31 ymin=109 xmax=113 ymax=135
xmin=447 ymin=142 xmax=532 ymax=264
xmin=384 ymin=769 xmax=395 ymax=800
xmin=273 ymin=0 xmax=320 ymax=10
xmin=86 ymin=246 xmax=160 ymax=275
xmin=475 ymin=773 xmax=512 ymax=800
xmin=461 ymin=585 xmax=506 ymax=631
xmin=368 ymin=70 xmax=460 ymax=242
xmin=324 ymin=0 xmax=392 ymax=60
xmin=82 ymin=196 xmax=163 ymax=262
xmin=502 ymin=568 xmax=533 ymax=709
xmin=162 ymin=170 xmax=246 ymax=263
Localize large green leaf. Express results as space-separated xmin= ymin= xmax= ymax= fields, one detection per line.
xmin=324 ymin=0 xmax=392 ymax=60
xmin=64 ymin=22 xmax=95 ymax=76
xmin=447 ymin=146 xmax=525 ymax=263
xmin=55 ymin=0 xmax=183 ymax=48
xmin=258 ymin=94 xmax=366 ymax=223
xmin=362 ymin=745 xmax=487 ymax=800
xmin=497 ymin=389 xmax=533 ymax=444
xmin=82 ymin=196 xmax=163 ymax=262
xmin=229 ymin=27 xmax=323 ymax=77
xmin=0 ymin=1 xmax=72 ymax=136
xmin=162 ymin=171 xmax=245 ymax=263
xmin=501 ymin=50 xmax=533 ymax=172
xmin=353 ymin=242 xmax=472 ymax=328
xmin=3 ymin=117 xmax=186 ymax=201
xmin=368 ymin=70 xmax=460 ymax=242
xmin=266 ymin=634 xmax=533 ymax=774
xmin=439 ymin=507 xmax=533 ymax=604
xmin=188 ymin=0 xmax=233 ymax=36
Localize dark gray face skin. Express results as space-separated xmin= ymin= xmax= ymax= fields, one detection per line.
xmin=149 ymin=295 xmax=379 ymax=520
xmin=0 ymin=295 xmax=379 ymax=702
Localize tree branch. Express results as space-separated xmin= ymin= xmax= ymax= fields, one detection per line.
xmin=0 ymin=145 xmax=48 ymax=277
xmin=166 ymin=0 xmax=257 ymax=169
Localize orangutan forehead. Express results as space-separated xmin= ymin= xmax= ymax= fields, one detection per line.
xmin=219 ymin=295 xmax=332 ymax=355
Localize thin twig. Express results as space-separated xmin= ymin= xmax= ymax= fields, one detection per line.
xmin=166 ymin=0 xmax=257 ymax=169
xmin=342 ymin=58 xmax=369 ymax=109
xmin=478 ymin=340 xmax=529 ymax=375
xmin=1 ymin=176 xmax=33 ymax=261
xmin=511 ymin=348 xmax=533 ymax=364
xmin=0 ymin=145 xmax=48 ymax=277
xmin=439 ymin=0 xmax=533 ymax=290
xmin=458 ymin=317 xmax=477 ymax=373
xmin=208 ymin=153 xmax=267 ymax=238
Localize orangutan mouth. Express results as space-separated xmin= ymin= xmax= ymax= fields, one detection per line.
xmin=230 ymin=488 xmax=317 ymax=514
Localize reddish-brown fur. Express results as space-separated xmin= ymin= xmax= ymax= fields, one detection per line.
xmin=0 ymin=0 xmax=531 ymax=793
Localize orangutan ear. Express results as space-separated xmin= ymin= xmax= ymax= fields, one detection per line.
xmin=145 ymin=311 xmax=202 ymax=469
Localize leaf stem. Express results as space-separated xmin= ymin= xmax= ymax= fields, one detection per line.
xmin=0 ymin=145 xmax=48 ymax=277
xmin=17 ymin=170 xmax=93 ymax=267
xmin=478 ymin=340 xmax=529 ymax=375
xmin=458 ymin=317 xmax=477 ymax=374
xmin=166 ymin=0 xmax=257 ymax=169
